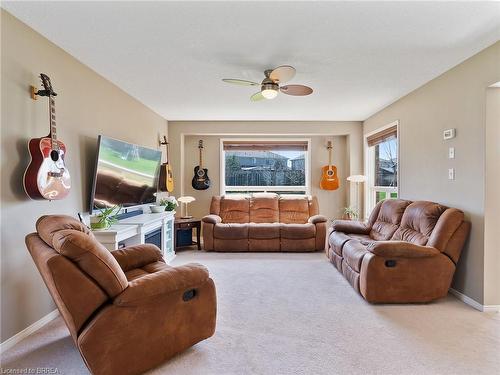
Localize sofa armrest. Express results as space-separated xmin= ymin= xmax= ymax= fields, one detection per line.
xmin=202 ymin=215 xmax=222 ymax=224
xmin=331 ymin=220 xmax=370 ymax=235
xmin=114 ymin=263 xmax=210 ymax=306
xmin=111 ymin=244 xmax=164 ymax=272
xmin=367 ymin=241 xmax=441 ymax=258
xmin=308 ymin=215 xmax=328 ymax=224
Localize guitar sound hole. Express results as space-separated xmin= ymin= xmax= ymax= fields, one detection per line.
xmin=197 ymin=170 xmax=205 ymax=177
xmin=327 ymin=170 xmax=334 ymax=176
xmin=50 ymin=150 xmax=59 ymax=161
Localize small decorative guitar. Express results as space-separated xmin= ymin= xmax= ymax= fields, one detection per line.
xmin=192 ymin=140 xmax=211 ymax=190
xmin=23 ymin=74 xmax=71 ymax=200
xmin=158 ymin=136 xmax=174 ymax=192
xmin=320 ymin=141 xmax=339 ymax=191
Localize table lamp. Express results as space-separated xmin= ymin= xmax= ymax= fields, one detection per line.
xmin=347 ymin=175 xmax=366 ymax=219
xmin=177 ymin=196 xmax=196 ymax=219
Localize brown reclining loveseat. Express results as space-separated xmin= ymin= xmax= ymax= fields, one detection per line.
xmin=328 ymin=199 xmax=470 ymax=303
xmin=25 ymin=215 xmax=217 ymax=375
xmin=202 ymin=193 xmax=327 ymax=252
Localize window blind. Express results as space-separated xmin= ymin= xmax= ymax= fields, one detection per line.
xmin=367 ymin=125 xmax=397 ymax=147
xmin=223 ymin=140 xmax=308 ymax=151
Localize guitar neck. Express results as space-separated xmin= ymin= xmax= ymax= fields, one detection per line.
xmin=199 ymin=148 xmax=203 ymax=169
xmin=49 ymin=96 xmax=59 ymax=150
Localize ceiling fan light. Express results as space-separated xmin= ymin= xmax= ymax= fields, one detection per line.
xmin=262 ymin=88 xmax=278 ymax=99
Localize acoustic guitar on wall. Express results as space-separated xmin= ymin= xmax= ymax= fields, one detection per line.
xmin=320 ymin=141 xmax=339 ymax=191
xmin=192 ymin=140 xmax=211 ymax=190
xmin=23 ymin=73 xmax=71 ymax=200
xmin=158 ymin=136 xmax=174 ymax=192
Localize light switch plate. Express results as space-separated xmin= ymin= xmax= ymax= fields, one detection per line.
xmin=448 ymin=168 xmax=455 ymax=180
xmin=449 ymin=147 xmax=455 ymax=159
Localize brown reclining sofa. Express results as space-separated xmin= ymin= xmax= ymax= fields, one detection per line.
xmin=328 ymin=199 xmax=470 ymax=303
xmin=202 ymin=193 xmax=327 ymax=252
xmin=26 ymin=215 xmax=217 ymax=375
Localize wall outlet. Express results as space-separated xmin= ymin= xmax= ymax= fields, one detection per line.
xmin=443 ymin=128 xmax=456 ymax=140
xmin=449 ymin=147 xmax=455 ymax=159
xmin=448 ymin=168 xmax=455 ymax=180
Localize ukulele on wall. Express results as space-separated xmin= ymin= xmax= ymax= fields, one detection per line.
xmin=320 ymin=141 xmax=339 ymax=191
xmin=191 ymin=140 xmax=211 ymax=190
xmin=24 ymin=74 xmax=71 ymax=200
xmin=158 ymin=136 xmax=174 ymax=192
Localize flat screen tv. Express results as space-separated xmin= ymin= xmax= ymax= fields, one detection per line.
xmin=90 ymin=135 xmax=162 ymax=212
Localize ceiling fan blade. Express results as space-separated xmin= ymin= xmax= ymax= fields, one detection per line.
xmin=222 ymin=78 xmax=260 ymax=86
xmin=250 ymin=91 xmax=265 ymax=101
xmin=269 ymin=65 xmax=296 ymax=83
xmin=280 ymin=85 xmax=313 ymax=96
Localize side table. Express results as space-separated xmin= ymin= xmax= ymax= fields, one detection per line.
xmin=174 ymin=218 xmax=201 ymax=250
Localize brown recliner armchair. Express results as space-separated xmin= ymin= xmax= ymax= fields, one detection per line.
xmin=327 ymin=199 xmax=470 ymax=303
xmin=25 ymin=215 xmax=217 ymax=375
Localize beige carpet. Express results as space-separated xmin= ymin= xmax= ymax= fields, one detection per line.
xmin=1 ymin=251 xmax=499 ymax=375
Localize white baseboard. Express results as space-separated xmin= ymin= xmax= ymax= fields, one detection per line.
xmin=0 ymin=309 xmax=59 ymax=353
xmin=483 ymin=305 xmax=500 ymax=313
xmin=449 ymin=288 xmax=500 ymax=312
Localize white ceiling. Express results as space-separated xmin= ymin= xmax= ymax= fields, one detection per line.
xmin=3 ymin=1 xmax=500 ymax=121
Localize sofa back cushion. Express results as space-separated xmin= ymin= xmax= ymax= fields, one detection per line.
xmin=250 ymin=193 xmax=279 ymax=223
xmin=279 ymin=195 xmax=311 ymax=224
xmin=369 ymin=199 xmax=411 ymax=240
xmin=219 ymin=196 xmax=250 ymax=223
xmin=25 ymin=233 xmax=108 ymax=342
xmin=36 ymin=215 xmax=128 ymax=298
xmin=391 ymin=201 xmax=447 ymax=245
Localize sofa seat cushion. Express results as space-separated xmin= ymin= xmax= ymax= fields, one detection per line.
xmin=214 ymin=223 xmax=248 ymax=239
xmin=248 ymin=223 xmax=280 ymax=239
xmin=342 ymin=240 xmax=369 ymax=272
xmin=280 ymin=223 xmax=315 ymax=239
xmin=349 ymin=234 xmax=375 ymax=246
xmin=329 ymin=231 xmax=351 ymax=256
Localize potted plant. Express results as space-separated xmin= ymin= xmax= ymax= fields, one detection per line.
xmin=342 ymin=206 xmax=359 ymax=221
xmin=159 ymin=196 xmax=178 ymax=212
xmin=90 ymin=205 xmax=121 ymax=230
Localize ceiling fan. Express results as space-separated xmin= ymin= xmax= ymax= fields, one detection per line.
xmin=222 ymin=65 xmax=313 ymax=101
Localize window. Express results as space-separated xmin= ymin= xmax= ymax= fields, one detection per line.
xmin=221 ymin=139 xmax=310 ymax=194
xmin=365 ymin=122 xmax=399 ymax=217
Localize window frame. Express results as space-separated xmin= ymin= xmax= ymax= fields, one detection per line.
xmin=220 ymin=137 xmax=312 ymax=195
xmin=364 ymin=121 xmax=400 ymax=219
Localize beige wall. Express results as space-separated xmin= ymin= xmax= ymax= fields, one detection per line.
xmin=484 ymin=87 xmax=500 ymax=306
xmin=182 ymin=135 xmax=347 ymax=220
xmin=363 ymin=42 xmax=500 ymax=305
xmin=0 ymin=11 xmax=168 ymax=342
xmin=168 ymin=122 xmax=363 ymax=221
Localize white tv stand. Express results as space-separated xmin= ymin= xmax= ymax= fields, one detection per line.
xmin=92 ymin=211 xmax=176 ymax=262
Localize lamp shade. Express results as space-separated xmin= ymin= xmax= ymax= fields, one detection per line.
xmin=178 ymin=196 xmax=196 ymax=204
xmin=347 ymin=175 xmax=366 ymax=183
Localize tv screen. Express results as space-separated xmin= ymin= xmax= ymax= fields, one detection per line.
xmin=90 ymin=135 xmax=162 ymax=211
